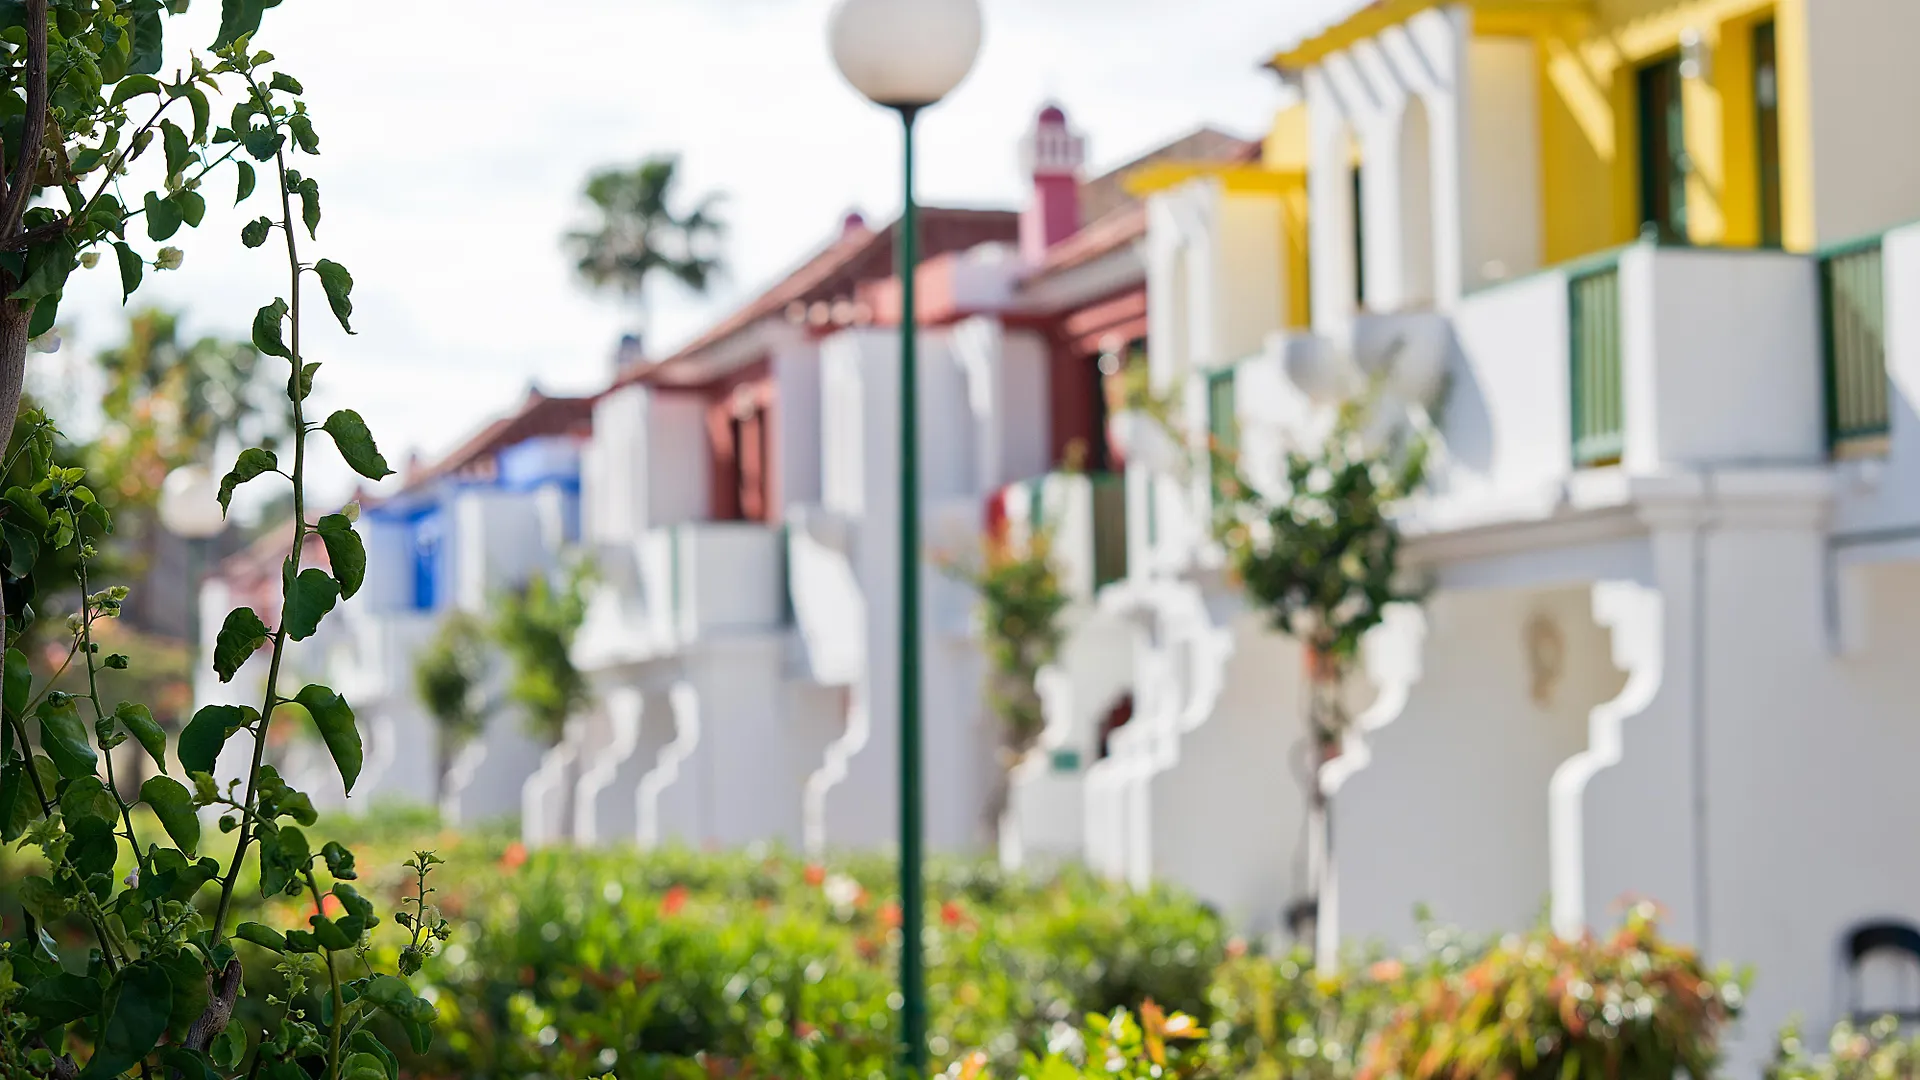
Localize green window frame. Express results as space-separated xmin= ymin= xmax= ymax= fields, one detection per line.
xmin=1820 ymin=239 xmax=1889 ymax=451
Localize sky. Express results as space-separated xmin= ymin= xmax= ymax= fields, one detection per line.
xmin=38 ymin=0 xmax=1356 ymax=503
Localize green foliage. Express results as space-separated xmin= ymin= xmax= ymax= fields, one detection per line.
xmin=492 ymin=562 xmax=591 ymax=745
xmin=1015 ymin=908 xmax=1743 ymax=1080
xmin=412 ymin=611 xmax=489 ymax=752
xmin=1215 ymin=395 xmax=1427 ymax=672
xmin=0 ymin=16 xmax=438 ymax=1080
xmin=950 ymin=522 xmax=1070 ymax=757
xmin=1769 ymin=1016 xmax=1920 ymax=1080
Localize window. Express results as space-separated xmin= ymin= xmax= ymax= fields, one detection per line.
xmin=1206 ymin=367 xmax=1238 ymax=503
xmin=1637 ymin=55 xmax=1688 ymax=243
xmin=1754 ymin=20 xmax=1783 ymax=248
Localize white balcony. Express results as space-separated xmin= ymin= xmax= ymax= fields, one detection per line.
xmin=1438 ymin=242 xmax=1824 ymax=513
xmin=574 ymin=522 xmax=788 ymax=670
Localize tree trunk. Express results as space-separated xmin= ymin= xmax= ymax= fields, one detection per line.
xmin=0 ymin=298 xmax=32 ymax=634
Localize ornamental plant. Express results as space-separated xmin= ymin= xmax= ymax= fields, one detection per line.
xmin=1768 ymin=1016 xmax=1920 ymax=1080
xmin=947 ymin=501 xmax=1069 ymax=838
xmin=0 ymin=5 xmax=440 ymax=1079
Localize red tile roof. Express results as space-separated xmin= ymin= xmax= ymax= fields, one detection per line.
xmin=617 ymin=207 xmax=1020 ymax=390
xmin=402 ymin=388 xmax=595 ymax=491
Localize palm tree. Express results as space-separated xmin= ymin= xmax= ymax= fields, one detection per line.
xmin=564 ymin=156 xmax=726 ymax=341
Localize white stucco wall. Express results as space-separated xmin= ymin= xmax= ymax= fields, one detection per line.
xmin=1443 ymin=270 xmax=1574 ymax=500
xmin=1146 ymin=615 xmax=1309 ymax=935
xmin=648 ymin=391 xmax=712 ymax=527
xmin=585 ymin=385 xmax=647 ymax=546
xmin=998 ymin=328 xmax=1052 ymax=485
xmin=1622 ymin=246 xmax=1824 ymax=471
xmin=773 ymin=341 xmax=823 ymax=510
xmin=452 ymin=489 xmax=549 ymax=612
xmin=1334 ymin=586 xmax=1622 ymax=945
xmin=1804 ymin=0 xmax=1920 ymax=245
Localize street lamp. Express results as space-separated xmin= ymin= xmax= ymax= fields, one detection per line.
xmin=826 ymin=1 xmax=982 ymax=1074
xmin=159 ymin=463 xmax=226 ymax=723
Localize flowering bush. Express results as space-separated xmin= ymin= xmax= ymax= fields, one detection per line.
xmin=1769 ymin=1016 xmax=1920 ymax=1080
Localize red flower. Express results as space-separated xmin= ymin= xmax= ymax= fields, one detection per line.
xmin=1225 ymin=938 xmax=1249 ymax=960
xmin=661 ymin=885 xmax=690 ymax=917
xmin=879 ymin=902 xmax=901 ymax=929
xmin=940 ymin=900 xmax=965 ymax=927
xmin=795 ymin=1022 xmax=818 ymax=1039
xmin=500 ymin=842 xmax=528 ymax=871
xmin=804 ymin=864 xmax=827 ymax=887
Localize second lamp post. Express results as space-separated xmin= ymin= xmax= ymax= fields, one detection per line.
xmin=825 ymin=0 xmax=983 ymax=1073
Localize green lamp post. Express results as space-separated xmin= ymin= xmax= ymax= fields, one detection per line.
xmin=826 ymin=0 xmax=983 ymax=1073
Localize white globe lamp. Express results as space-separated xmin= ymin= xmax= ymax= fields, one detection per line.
xmin=827 ymin=0 xmax=982 ymax=110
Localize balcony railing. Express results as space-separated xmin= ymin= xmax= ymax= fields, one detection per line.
xmin=1821 ymin=239 xmax=1889 ymax=451
xmin=1568 ymin=261 xmax=1624 ymax=468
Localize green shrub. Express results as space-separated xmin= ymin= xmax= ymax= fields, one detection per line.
xmin=1769 ymin=1016 xmax=1920 ymax=1080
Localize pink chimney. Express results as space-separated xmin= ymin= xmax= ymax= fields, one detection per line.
xmin=1019 ymin=102 xmax=1086 ymax=263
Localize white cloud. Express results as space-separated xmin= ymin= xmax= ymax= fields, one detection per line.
xmin=54 ymin=0 xmax=1353 ymax=502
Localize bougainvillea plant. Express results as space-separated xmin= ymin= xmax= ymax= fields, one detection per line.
xmin=0 ymin=5 xmax=441 ymax=1078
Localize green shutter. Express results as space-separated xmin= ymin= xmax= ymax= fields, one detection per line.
xmin=1090 ymin=472 xmax=1128 ymax=590
xmin=1569 ymin=263 xmax=1624 ymax=468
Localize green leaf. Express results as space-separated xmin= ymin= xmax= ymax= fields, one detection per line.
xmin=184 ymin=85 xmax=212 ymax=144
xmin=218 ymin=447 xmax=277 ymax=512
xmin=322 ymin=410 xmax=392 ymax=480
xmin=240 ymin=214 xmax=271 ymax=248
xmin=293 ymin=685 xmax=361 ymax=793
xmin=27 ymin=293 xmax=59 ymax=340
xmin=36 ymin=697 xmax=96 ymax=779
xmin=297 ymin=175 xmax=320 ymax=238
xmin=291 ymin=360 xmax=319 ymax=402
xmin=129 ymin=0 xmax=164 ymax=75
xmin=80 ymin=962 xmax=173 ymax=1079
xmin=4 ymin=647 xmax=29 ymax=721
xmin=156 ymin=948 xmax=210 ymax=1043
xmin=313 ymin=258 xmax=354 ymax=333
xmin=316 ymin=513 xmax=365 ymax=599
xmin=259 ymin=824 xmax=309 ymax=897
xmin=178 ymin=704 xmax=254 ymax=776
xmin=110 ymin=73 xmax=163 ymax=106
xmin=113 ymin=241 xmax=143 ymax=302
xmin=235 ymin=160 xmax=257 ymax=203
xmin=251 ymin=297 xmax=289 ymax=357
xmin=213 ymin=607 xmax=269 ymax=682
xmin=283 ymin=567 xmax=338 ymax=641
xmin=213 ymin=0 xmax=265 ymax=49
xmin=175 ymin=189 xmax=207 ymax=229
xmin=144 ymin=190 xmax=183 ymax=241
xmin=141 ymin=776 xmax=199 ymax=854
xmin=116 ymin=702 xmax=168 ymax=774
xmin=21 ymin=971 xmax=103 ymax=1026
xmin=288 ymin=112 xmax=318 ymax=154
xmin=271 ymin=72 xmax=305 ymax=95
xmin=160 ymin=119 xmax=190 ymax=180
xmin=236 ymin=921 xmax=287 ymax=952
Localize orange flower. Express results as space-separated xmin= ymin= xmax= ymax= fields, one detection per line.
xmin=661 ymin=884 xmax=690 ymax=916
xmin=804 ymin=864 xmax=827 ymax=887
xmin=500 ymin=842 xmax=528 ymax=871
xmin=310 ymin=893 xmax=344 ymax=920
xmin=1225 ymin=937 xmax=1248 ymax=960
xmin=940 ymin=900 xmax=966 ymax=927
xmin=879 ymin=902 xmax=901 ymax=928
xmin=1367 ymin=959 xmax=1405 ymax=983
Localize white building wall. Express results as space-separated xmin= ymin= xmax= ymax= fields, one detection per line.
xmin=1334 ymin=587 xmax=1621 ymax=945
xmin=1831 ymin=222 xmax=1920 ymax=536
xmin=1804 ymin=0 xmax=1920 ymax=245
xmin=1621 ymin=246 xmax=1824 ymax=471
xmin=585 ymin=386 xmax=647 ymax=546
xmin=648 ymin=392 xmax=712 ymax=527
xmin=773 ymin=341 xmax=823 ymax=510
xmin=1442 ymin=270 xmax=1574 ymax=502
